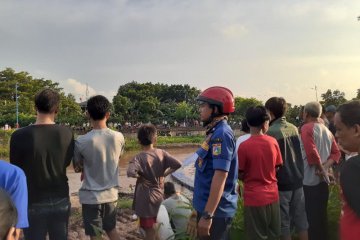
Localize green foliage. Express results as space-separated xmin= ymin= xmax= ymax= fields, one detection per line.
xmin=0 ymin=130 xmax=13 ymax=159
xmin=321 ymin=89 xmax=347 ymax=107
xmin=0 ymin=68 xmax=83 ymax=126
xmin=353 ymin=88 xmax=360 ymax=100
xmin=285 ymin=104 xmax=303 ymax=126
xmin=117 ymin=199 xmax=133 ymax=209
xmin=233 ymin=97 xmax=263 ymax=122
xmin=113 ymin=81 xmax=200 ymax=124
xmin=328 ymin=185 xmax=341 ymax=240
xmin=230 ymin=181 xmax=245 ymax=238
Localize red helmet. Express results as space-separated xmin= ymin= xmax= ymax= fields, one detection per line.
xmin=197 ymin=86 xmax=235 ymax=113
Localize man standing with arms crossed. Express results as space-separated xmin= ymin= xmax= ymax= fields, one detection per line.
xmin=193 ymin=86 xmax=238 ymax=240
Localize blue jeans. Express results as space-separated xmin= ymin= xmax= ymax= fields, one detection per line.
xmin=24 ymin=197 xmax=71 ymax=240
xmin=197 ymin=212 xmax=233 ymax=240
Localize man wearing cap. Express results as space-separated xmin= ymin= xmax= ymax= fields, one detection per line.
xmin=193 ymin=86 xmax=238 ymax=240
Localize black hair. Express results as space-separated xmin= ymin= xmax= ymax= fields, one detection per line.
xmin=241 ymin=118 xmax=250 ymax=133
xmin=87 ymin=95 xmax=111 ymax=120
xmin=164 ymin=182 xmax=176 ymax=197
xmin=265 ymin=97 xmax=287 ymax=119
xmin=246 ymin=106 xmax=270 ymax=127
xmin=337 ymin=100 xmax=360 ymax=127
xmin=0 ymin=189 xmax=17 ymax=240
xmin=137 ymin=124 xmax=157 ymax=146
xmin=35 ymin=88 xmax=60 ymax=114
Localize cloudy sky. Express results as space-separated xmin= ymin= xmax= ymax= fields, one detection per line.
xmin=1 ymin=0 xmax=359 ymax=105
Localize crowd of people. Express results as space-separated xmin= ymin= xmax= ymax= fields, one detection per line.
xmin=0 ymin=86 xmax=360 ymax=240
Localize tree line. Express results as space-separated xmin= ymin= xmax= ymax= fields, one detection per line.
xmin=1 ymin=68 xmax=359 ymax=128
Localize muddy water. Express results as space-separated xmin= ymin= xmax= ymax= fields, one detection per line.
xmin=68 ymin=146 xmax=198 ymax=194
xmin=119 ymin=146 xmax=198 ymax=169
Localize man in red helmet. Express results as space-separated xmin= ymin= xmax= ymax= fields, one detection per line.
xmin=193 ymin=86 xmax=238 ymax=240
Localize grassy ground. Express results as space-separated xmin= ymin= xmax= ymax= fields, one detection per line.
xmin=116 ymin=185 xmax=341 ymax=240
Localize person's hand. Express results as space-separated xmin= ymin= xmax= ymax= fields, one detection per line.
xmin=197 ymin=217 xmax=212 ymax=239
xmin=322 ymin=160 xmax=334 ymax=171
xmin=186 ymin=211 xmax=197 ymax=239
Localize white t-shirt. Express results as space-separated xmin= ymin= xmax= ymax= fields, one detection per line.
xmin=235 ymin=133 xmax=251 ymax=162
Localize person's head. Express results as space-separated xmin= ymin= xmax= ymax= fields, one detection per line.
xmin=196 ymin=86 xmax=235 ymax=126
xmin=246 ymin=106 xmax=270 ymax=133
xmin=240 ymin=118 xmax=250 ymax=133
xmin=164 ymin=182 xmax=176 ymax=199
xmin=86 ymin=95 xmax=111 ymax=121
xmin=335 ymin=101 xmax=360 ymax=153
xmin=137 ymin=124 xmax=157 ymax=146
xmin=303 ymin=101 xmax=322 ymax=122
xmin=34 ymin=89 xmax=60 ymax=114
xmin=325 ymin=105 xmax=336 ymax=121
xmin=265 ymin=97 xmax=287 ymax=121
xmin=0 ymin=189 xmax=19 ymax=240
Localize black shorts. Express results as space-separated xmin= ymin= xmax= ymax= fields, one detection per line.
xmin=82 ymin=201 xmax=117 ymax=236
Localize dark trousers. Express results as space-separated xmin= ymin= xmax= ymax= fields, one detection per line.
xmin=197 ymin=212 xmax=233 ymax=240
xmin=24 ymin=197 xmax=71 ymax=240
xmin=303 ymin=182 xmax=329 ymax=240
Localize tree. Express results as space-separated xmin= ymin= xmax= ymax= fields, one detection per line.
xmin=353 ymin=88 xmax=360 ymax=100
xmin=320 ymin=89 xmax=347 ymax=107
xmin=233 ymin=97 xmax=263 ymax=123
xmin=112 ymin=81 xmax=201 ymax=124
xmin=0 ymin=68 xmax=83 ymax=126
xmin=285 ymin=104 xmax=303 ymax=126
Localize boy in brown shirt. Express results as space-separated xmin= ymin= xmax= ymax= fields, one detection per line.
xmin=127 ymin=124 xmax=181 ymax=240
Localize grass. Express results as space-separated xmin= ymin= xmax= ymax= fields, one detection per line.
xmin=0 ymin=130 xmax=13 ymax=159
xmin=230 ymin=184 xmax=341 ymax=240
xmin=117 ymin=198 xmax=133 ymax=209
xmin=328 ymin=184 xmax=341 ymax=240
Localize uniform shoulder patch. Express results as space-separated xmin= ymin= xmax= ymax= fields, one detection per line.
xmin=212 ymin=143 xmax=222 ymax=156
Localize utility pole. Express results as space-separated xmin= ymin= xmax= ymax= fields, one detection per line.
xmin=15 ymin=83 xmax=19 ymax=128
xmin=311 ymin=85 xmax=318 ymax=102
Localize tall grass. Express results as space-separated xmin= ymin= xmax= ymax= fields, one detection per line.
xmin=0 ymin=130 xmax=13 ymax=159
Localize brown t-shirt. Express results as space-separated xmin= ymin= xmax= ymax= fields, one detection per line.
xmin=127 ymin=148 xmax=181 ymax=217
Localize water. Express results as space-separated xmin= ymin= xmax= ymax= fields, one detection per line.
xmin=118 ymin=146 xmax=198 ymax=169
xmin=68 ymin=146 xmax=198 ymax=194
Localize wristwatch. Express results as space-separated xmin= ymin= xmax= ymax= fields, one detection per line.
xmin=201 ymin=211 xmax=214 ymax=220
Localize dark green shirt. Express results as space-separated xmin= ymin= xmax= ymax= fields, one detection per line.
xmin=267 ymin=117 xmax=304 ymax=191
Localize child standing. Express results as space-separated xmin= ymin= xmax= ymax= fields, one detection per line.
xmin=127 ymin=124 xmax=181 ymax=240
xmin=74 ymin=95 xmax=125 ymax=240
xmin=237 ymin=106 xmax=283 ymax=240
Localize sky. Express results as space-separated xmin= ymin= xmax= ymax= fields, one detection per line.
xmin=1 ymin=0 xmax=360 ymax=105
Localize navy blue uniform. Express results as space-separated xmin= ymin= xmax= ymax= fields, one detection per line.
xmin=193 ymin=120 xmax=238 ymax=218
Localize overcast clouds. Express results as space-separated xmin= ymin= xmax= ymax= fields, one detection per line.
xmin=1 ymin=0 xmax=360 ymax=105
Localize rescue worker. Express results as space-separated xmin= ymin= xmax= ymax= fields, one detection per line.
xmin=193 ymin=86 xmax=238 ymax=240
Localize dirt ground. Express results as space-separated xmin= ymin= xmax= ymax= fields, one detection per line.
xmin=68 ymin=193 xmax=143 ymax=240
